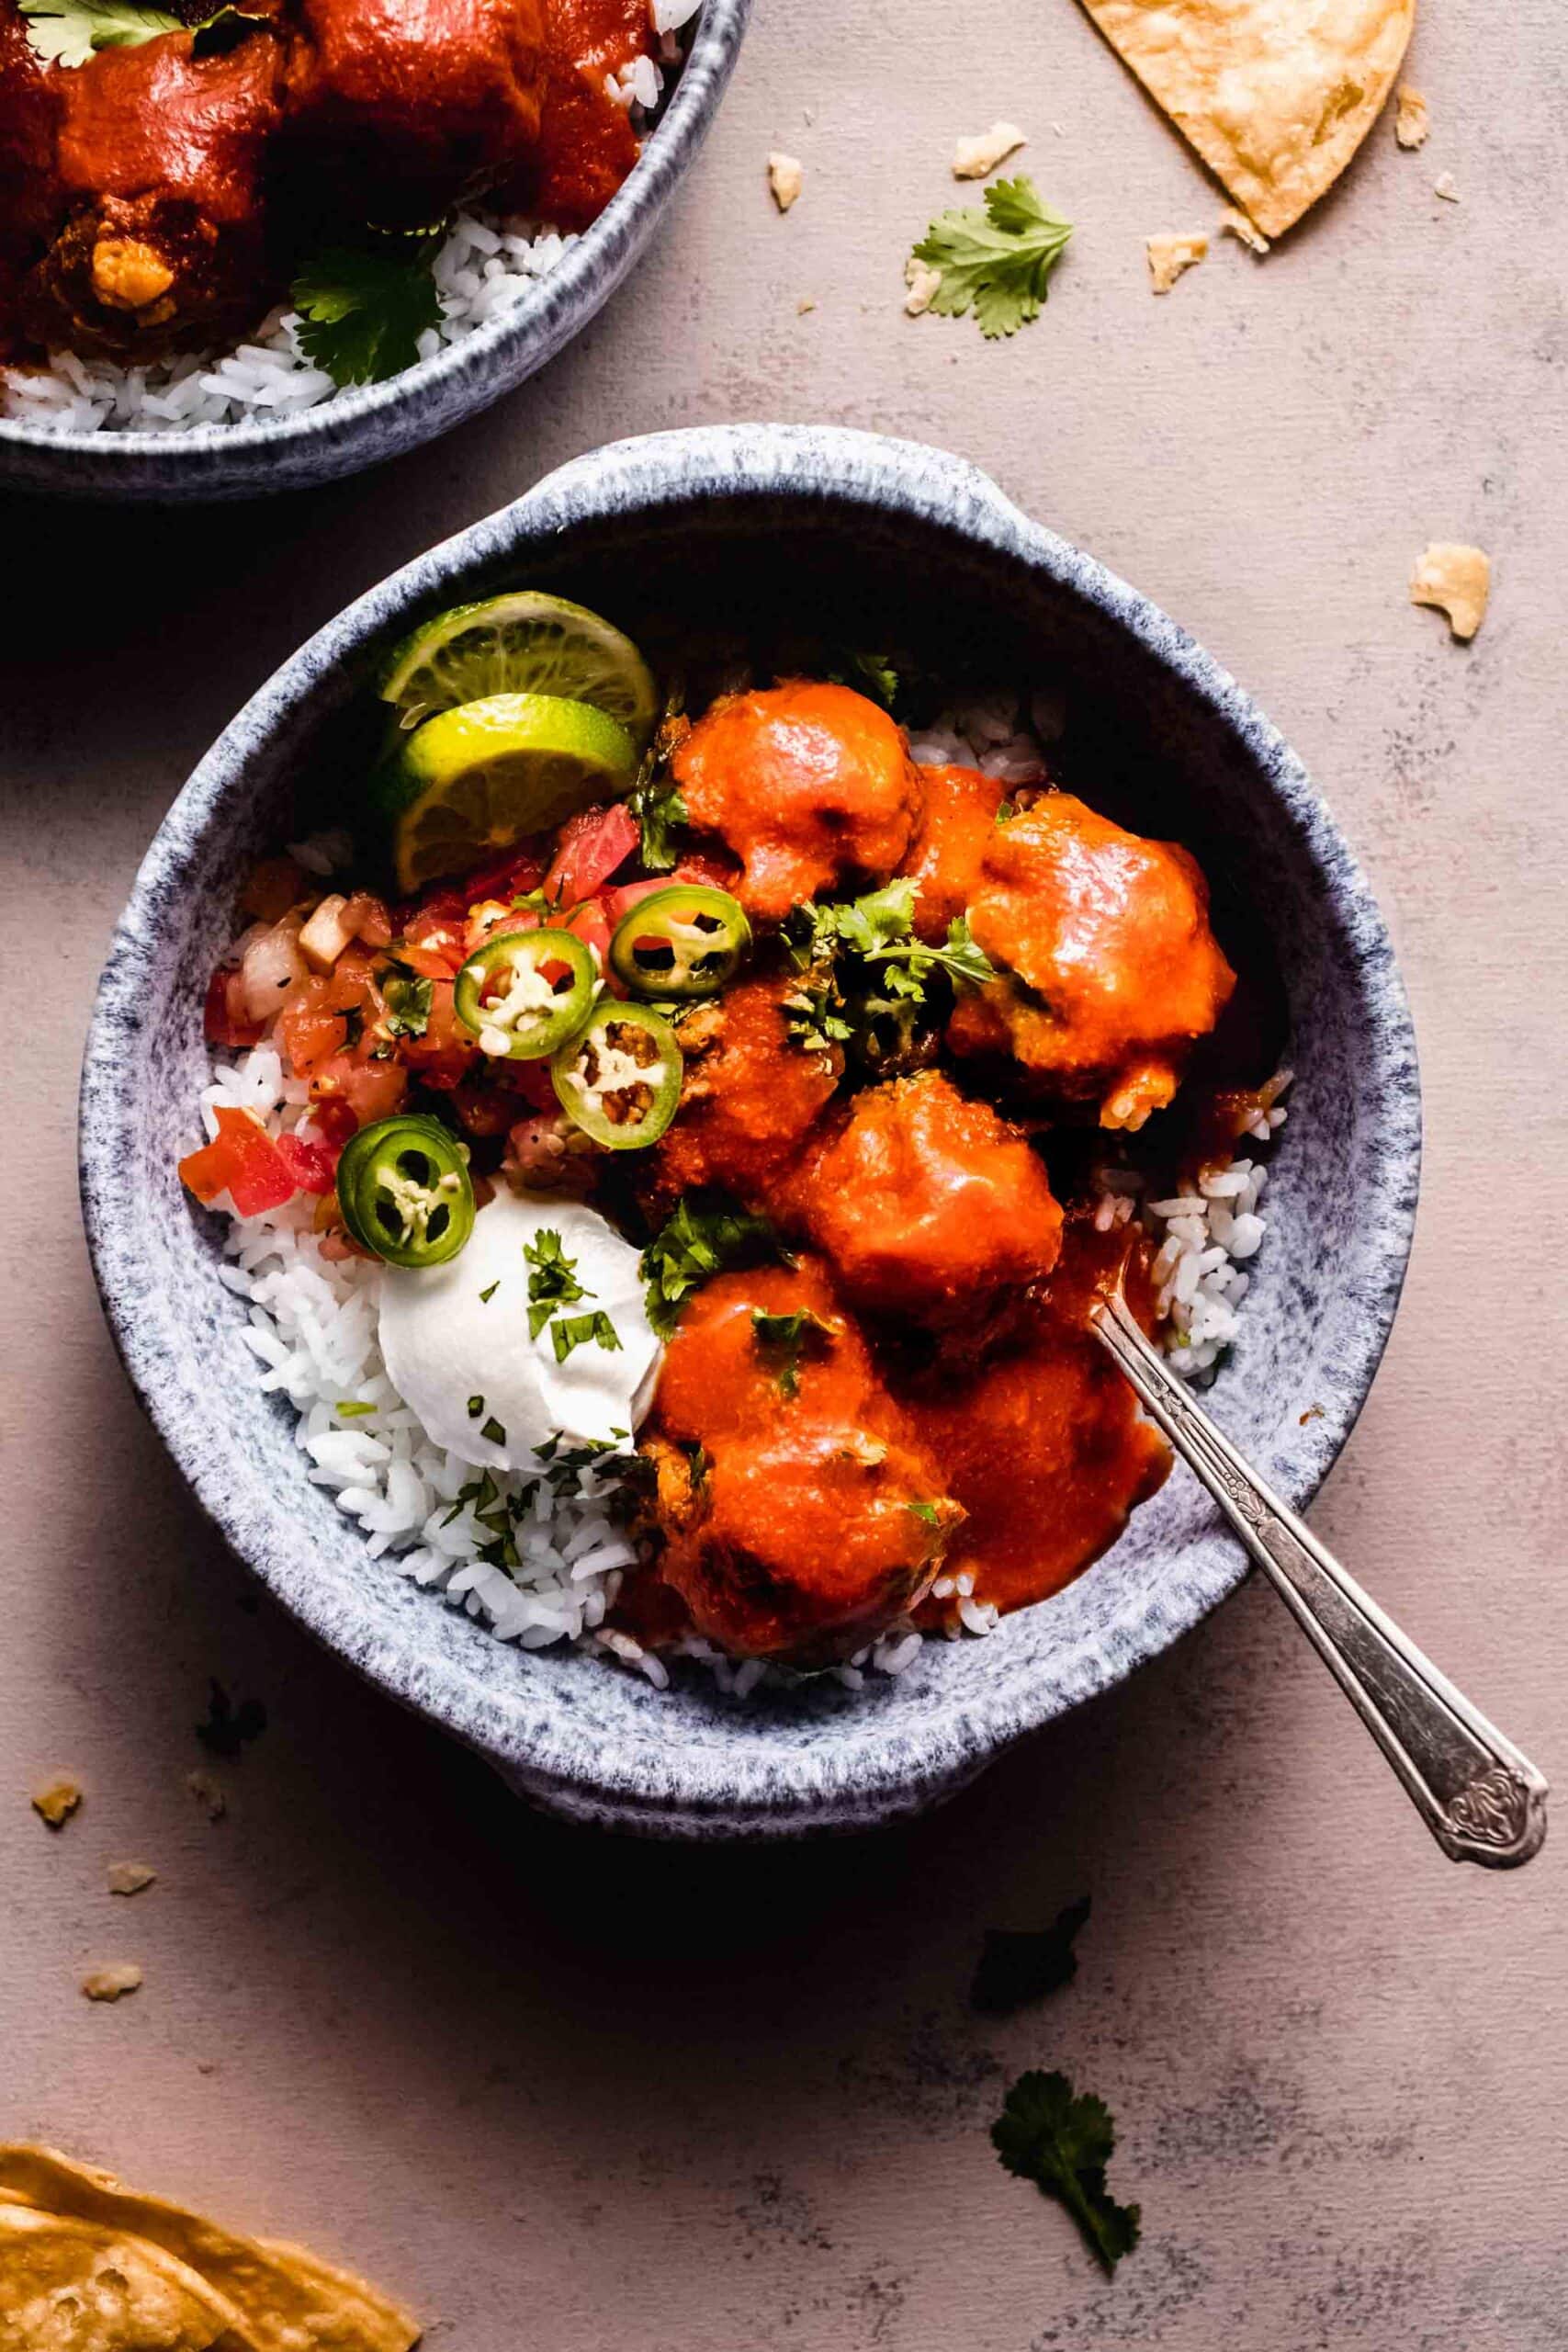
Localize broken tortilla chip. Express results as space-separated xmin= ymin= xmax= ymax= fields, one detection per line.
xmin=1146 ymin=231 xmax=1208 ymax=290
xmin=1219 ymin=207 xmax=1269 ymax=253
xmin=0 ymin=2153 xmax=419 ymax=2352
xmin=31 ymin=1781 xmax=82 ymax=1830
xmin=1409 ymin=543 xmax=1489 ymax=639
xmin=1393 ymin=85 xmax=1428 ymax=147
xmin=80 ymin=1967 xmax=142 ymax=2003
xmin=1075 ymin=0 xmax=1416 ymax=238
xmin=0 ymin=2200 xmax=253 ymax=2352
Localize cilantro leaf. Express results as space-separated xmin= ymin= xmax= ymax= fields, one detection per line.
xmin=750 ymin=1306 xmax=831 ymax=1399
xmin=992 ymin=2070 xmax=1140 ymax=2274
xmin=380 ymin=970 xmax=433 ymax=1039
xmin=912 ymin=176 xmax=1074 ymax=340
xmin=640 ymin=1193 xmax=789 ymax=1337
xmin=525 ymin=1228 xmax=591 ymax=1340
xmin=781 ymin=883 xmax=994 ymax=1067
xmin=826 ymin=650 xmax=902 ymax=715
xmin=19 ymin=0 xmax=180 ymax=62
xmin=972 ymin=1894 xmax=1090 ymax=2015
xmin=292 ymin=238 xmax=443 ymax=388
xmin=629 ymin=777 xmax=688 ymax=873
xmin=188 ymin=5 xmax=268 ymax=55
xmin=551 ymin=1309 xmax=622 ymax=1363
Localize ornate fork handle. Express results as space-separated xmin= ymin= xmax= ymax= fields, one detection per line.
xmin=1090 ymin=1290 xmax=1548 ymax=1868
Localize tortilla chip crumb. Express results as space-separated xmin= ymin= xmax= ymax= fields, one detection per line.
xmin=767 ymin=153 xmax=803 ymax=213
xmin=1394 ymin=85 xmax=1429 ymax=148
xmin=107 ymin=1861 xmax=157 ymax=1897
xmin=186 ymin=1770 xmax=227 ymax=1821
xmin=82 ymin=1963 xmax=142 ymax=2001
xmin=904 ymin=256 xmax=943 ymax=316
xmin=796 ymin=297 xmax=817 ymax=314
xmin=1219 ymin=208 xmax=1269 ymax=255
xmin=31 ymin=1779 xmax=83 ymax=1829
xmin=952 ymin=121 xmax=1027 ymax=179
xmin=1433 ymin=171 xmax=1460 ymax=202
xmin=1410 ymin=542 xmax=1490 ymax=639
xmin=1145 ymin=232 xmax=1209 ymax=293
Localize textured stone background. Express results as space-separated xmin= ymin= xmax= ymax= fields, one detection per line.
xmin=1 ymin=0 xmax=1564 ymax=2343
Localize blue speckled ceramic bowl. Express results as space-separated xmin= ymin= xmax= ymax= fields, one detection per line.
xmin=0 ymin=4 xmax=749 ymax=503
xmin=80 ymin=424 xmax=1421 ymax=1837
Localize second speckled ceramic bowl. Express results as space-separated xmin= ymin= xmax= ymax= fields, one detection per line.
xmin=80 ymin=424 xmax=1421 ymax=1837
xmin=0 ymin=2 xmax=750 ymax=503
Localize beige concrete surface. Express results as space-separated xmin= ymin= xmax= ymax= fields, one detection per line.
xmin=2 ymin=1 xmax=1565 ymax=2344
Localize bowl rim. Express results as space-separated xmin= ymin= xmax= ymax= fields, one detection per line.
xmin=79 ymin=423 xmax=1422 ymax=1823
xmin=0 ymin=0 xmax=750 ymax=471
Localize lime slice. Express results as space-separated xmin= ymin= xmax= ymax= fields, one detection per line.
xmin=379 ymin=592 xmax=660 ymax=750
xmin=374 ymin=693 xmax=638 ymax=894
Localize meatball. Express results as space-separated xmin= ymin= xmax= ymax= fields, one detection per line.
xmin=947 ymin=794 xmax=1235 ymax=1129
xmin=284 ymin=0 xmax=547 ymax=225
xmin=901 ymin=1220 xmax=1171 ymax=1623
xmin=644 ymin=1261 xmax=961 ymax=1663
xmin=787 ymin=1071 xmax=1063 ymax=1324
xmin=25 ymin=29 xmax=285 ymax=359
xmin=897 ymin=762 xmax=1009 ymax=944
xmin=638 ymin=969 xmax=841 ymax=1224
xmin=670 ymin=681 xmax=921 ymax=924
xmin=0 ymin=5 xmax=62 ymax=355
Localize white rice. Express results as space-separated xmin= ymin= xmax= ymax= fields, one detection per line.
xmin=197 ymin=675 xmax=1287 ymax=1696
xmin=1 ymin=0 xmax=703 ymax=437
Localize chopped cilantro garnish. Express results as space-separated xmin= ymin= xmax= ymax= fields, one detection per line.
xmin=992 ymin=2070 xmax=1140 ymax=2273
xmin=751 ymin=1307 xmax=831 ymax=1399
xmin=467 ymin=1395 xmax=484 ymax=1419
xmin=381 ymin=970 xmax=433 ymax=1039
xmin=972 ymin=1895 xmax=1090 ymax=2015
xmin=911 ymin=176 xmax=1074 ymax=341
xmin=826 ymin=650 xmax=902 ymax=714
xmin=292 ymin=233 xmax=443 ymax=388
xmin=479 ymin=1282 xmax=499 ymax=1304
xmin=480 ymin=1416 xmax=506 ymax=1446
xmin=628 ymin=777 xmax=689 ymax=873
xmin=550 ymin=1310 xmax=622 ymax=1363
xmin=906 ymin=1498 xmax=941 ymax=1526
xmin=335 ymin=1400 xmax=376 ymax=1419
xmin=782 ymin=881 xmax=994 ymax=1065
xmin=996 ymin=800 xmax=1016 ymax=823
xmin=640 ymin=1193 xmax=790 ymax=1337
xmin=525 ymin=1228 xmax=591 ymax=1339
xmin=19 ymin=0 xmax=180 ymax=63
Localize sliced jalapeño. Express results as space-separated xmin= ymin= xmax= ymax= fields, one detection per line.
xmin=550 ymin=1002 xmax=682 ymax=1150
xmin=336 ymin=1114 xmax=475 ymax=1268
xmin=454 ymin=926 xmax=597 ymax=1059
xmin=607 ymin=884 xmax=750 ymax=1001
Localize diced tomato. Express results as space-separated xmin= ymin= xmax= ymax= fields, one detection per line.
xmin=239 ymin=855 xmax=305 ymax=924
xmin=544 ymin=803 xmax=639 ymax=907
xmin=309 ymin=1095 xmax=360 ymax=1150
xmin=178 ymin=1106 xmax=297 ymax=1217
xmin=276 ymin=1131 xmax=337 ymax=1194
xmin=393 ymin=889 xmax=469 ymax=978
xmin=396 ymin=978 xmax=479 ymax=1091
xmin=343 ymin=891 xmax=393 ymax=950
xmin=460 ymin=843 xmax=548 ymax=904
xmin=203 ymin=967 xmax=263 ymax=1050
xmin=276 ymin=976 xmax=348 ymax=1080
xmin=559 ymin=895 xmax=614 ymax=978
xmin=602 ymin=876 xmax=670 ymax=927
xmin=310 ymin=1053 xmax=409 ymax=1125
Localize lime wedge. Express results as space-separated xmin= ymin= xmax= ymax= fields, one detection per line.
xmin=379 ymin=592 xmax=660 ymax=750
xmin=374 ymin=693 xmax=638 ymax=893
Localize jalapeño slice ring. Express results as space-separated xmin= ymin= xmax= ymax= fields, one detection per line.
xmin=607 ymin=883 xmax=751 ymax=1001
xmin=454 ymin=926 xmax=598 ymax=1059
xmin=550 ymin=1002 xmax=682 ymax=1150
xmin=336 ymin=1114 xmax=475 ymax=1269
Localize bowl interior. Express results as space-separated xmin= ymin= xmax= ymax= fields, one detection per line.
xmin=82 ymin=446 xmax=1420 ymax=1832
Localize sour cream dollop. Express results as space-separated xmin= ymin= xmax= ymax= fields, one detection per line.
xmin=378 ymin=1190 xmax=662 ymax=1471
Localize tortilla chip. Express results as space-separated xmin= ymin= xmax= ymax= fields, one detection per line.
xmin=107 ymin=1862 xmax=156 ymax=1897
xmin=1075 ymin=0 xmax=1416 ymax=237
xmin=80 ymin=1967 xmax=141 ymax=2003
xmin=31 ymin=1781 xmax=82 ymax=1830
xmin=953 ymin=122 xmax=1028 ymax=178
xmin=0 ymin=2154 xmax=420 ymax=2352
xmin=1409 ymin=543 xmax=1489 ymax=639
xmin=0 ymin=2201 xmax=253 ymax=2352
xmin=1219 ymin=206 xmax=1269 ymax=253
xmin=1145 ymin=231 xmax=1208 ymax=290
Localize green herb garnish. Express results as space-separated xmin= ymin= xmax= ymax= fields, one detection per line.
xmin=992 ymin=2070 xmax=1140 ymax=2274
xmin=750 ymin=1307 xmax=831 ymax=1399
xmin=906 ymin=1499 xmax=941 ymax=1526
xmin=335 ymin=1400 xmax=377 ymax=1419
xmin=911 ymin=176 xmax=1074 ymax=341
xmin=481 ymin=1416 xmax=506 ymax=1445
xmin=640 ymin=1193 xmax=790 ymax=1338
xmin=292 ymin=234 xmax=443 ymax=388
xmin=479 ymin=1282 xmax=499 ymax=1304
xmin=628 ymin=777 xmax=689 ymax=873
xmin=525 ymin=1228 xmax=591 ymax=1339
xmin=551 ymin=1310 xmax=622 ymax=1363
xmin=381 ymin=970 xmax=433 ymax=1039
xmin=972 ymin=1895 xmax=1090 ymax=2016
xmin=782 ymin=880 xmax=994 ymax=1065
xmin=467 ymin=1395 xmax=484 ymax=1419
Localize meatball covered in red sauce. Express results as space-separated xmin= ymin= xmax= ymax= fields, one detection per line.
xmin=640 ymin=1260 xmax=962 ymax=1664
xmin=669 ymin=681 xmax=922 ymax=925
xmin=897 ymin=762 xmax=1010 ymax=944
xmin=786 ymin=1070 xmax=1063 ymax=1324
xmin=638 ymin=969 xmax=842 ymax=1223
xmin=902 ymin=1218 xmax=1171 ymax=1623
xmin=947 ymin=794 xmax=1236 ymax=1130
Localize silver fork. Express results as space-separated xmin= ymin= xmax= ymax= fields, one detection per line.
xmin=1089 ymin=1281 xmax=1548 ymax=1868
